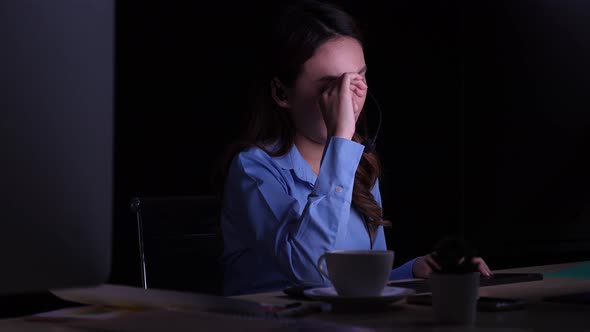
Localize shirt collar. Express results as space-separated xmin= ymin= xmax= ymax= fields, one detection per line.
xmin=272 ymin=143 xmax=317 ymax=186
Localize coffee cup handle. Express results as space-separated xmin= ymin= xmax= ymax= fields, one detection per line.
xmin=316 ymin=254 xmax=330 ymax=280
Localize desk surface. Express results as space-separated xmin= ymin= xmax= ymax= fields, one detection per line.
xmin=233 ymin=261 xmax=590 ymax=331
xmin=2 ymin=261 xmax=589 ymax=332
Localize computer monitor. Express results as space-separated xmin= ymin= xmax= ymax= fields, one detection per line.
xmin=0 ymin=0 xmax=113 ymax=295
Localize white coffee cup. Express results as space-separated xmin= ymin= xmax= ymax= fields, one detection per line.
xmin=316 ymin=250 xmax=394 ymax=297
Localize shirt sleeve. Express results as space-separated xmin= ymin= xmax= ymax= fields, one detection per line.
xmin=222 ymin=137 xmax=364 ymax=286
xmin=389 ymin=258 xmax=418 ymax=280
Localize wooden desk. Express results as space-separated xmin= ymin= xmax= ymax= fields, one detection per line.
xmin=233 ymin=261 xmax=590 ymax=331
xmin=1 ymin=262 xmax=588 ymax=331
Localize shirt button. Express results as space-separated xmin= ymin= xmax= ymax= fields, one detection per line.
xmin=335 ymin=186 xmax=343 ymax=193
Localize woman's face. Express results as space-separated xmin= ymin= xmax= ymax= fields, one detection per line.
xmin=282 ymin=36 xmax=367 ymax=144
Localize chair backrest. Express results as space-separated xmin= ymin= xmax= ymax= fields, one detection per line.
xmin=130 ymin=195 xmax=223 ymax=295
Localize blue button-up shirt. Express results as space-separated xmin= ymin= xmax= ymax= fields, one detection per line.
xmin=220 ymin=137 xmax=417 ymax=295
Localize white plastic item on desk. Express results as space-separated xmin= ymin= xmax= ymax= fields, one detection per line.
xmin=429 ymin=272 xmax=480 ymax=325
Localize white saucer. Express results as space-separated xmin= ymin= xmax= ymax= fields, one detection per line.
xmin=303 ymin=286 xmax=415 ymax=305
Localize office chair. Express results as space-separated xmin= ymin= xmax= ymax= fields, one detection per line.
xmin=130 ymin=195 xmax=224 ymax=295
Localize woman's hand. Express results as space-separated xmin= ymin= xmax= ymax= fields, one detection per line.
xmin=319 ymin=73 xmax=368 ymax=140
xmin=412 ymin=254 xmax=442 ymax=279
xmin=350 ymin=75 xmax=368 ymax=117
xmin=412 ymin=254 xmax=493 ymax=278
xmin=470 ymin=257 xmax=493 ymax=277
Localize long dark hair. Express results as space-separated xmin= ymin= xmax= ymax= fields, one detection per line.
xmin=225 ymin=0 xmax=388 ymax=234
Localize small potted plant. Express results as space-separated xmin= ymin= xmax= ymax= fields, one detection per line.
xmin=428 ymin=237 xmax=480 ymax=325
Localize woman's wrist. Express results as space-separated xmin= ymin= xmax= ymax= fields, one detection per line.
xmin=331 ymin=128 xmax=355 ymax=141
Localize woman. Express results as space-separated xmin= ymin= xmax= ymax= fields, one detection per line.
xmin=220 ymin=0 xmax=491 ymax=296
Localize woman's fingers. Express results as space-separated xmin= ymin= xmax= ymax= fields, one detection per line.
xmin=351 ymin=77 xmax=368 ymax=91
xmin=339 ymin=73 xmax=357 ymax=98
xmin=351 ymin=77 xmax=368 ymax=90
xmin=350 ymin=84 xmax=366 ymax=98
xmin=425 ymin=254 xmax=442 ymax=271
xmin=325 ymin=78 xmax=339 ymax=97
xmin=320 ymin=72 xmax=364 ymax=139
xmin=473 ymin=257 xmax=493 ymax=277
xmin=459 ymin=257 xmax=493 ymax=277
xmin=350 ymin=77 xmax=367 ymax=109
xmin=413 ymin=255 xmax=434 ymax=278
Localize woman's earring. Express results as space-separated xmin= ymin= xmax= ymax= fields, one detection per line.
xmin=273 ymin=80 xmax=287 ymax=101
xmin=277 ymin=88 xmax=287 ymax=101
xmin=272 ymin=79 xmax=290 ymax=108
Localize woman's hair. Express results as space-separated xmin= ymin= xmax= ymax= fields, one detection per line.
xmin=226 ymin=0 xmax=388 ymax=235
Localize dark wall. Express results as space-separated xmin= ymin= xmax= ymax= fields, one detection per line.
xmin=111 ymin=0 xmax=590 ymax=286
xmin=113 ymin=1 xmax=264 ymax=285
xmin=464 ymin=0 xmax=590 ymax=267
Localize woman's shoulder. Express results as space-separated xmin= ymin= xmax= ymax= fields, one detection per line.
xmin=223 ymin=143 xmax=293 ymax=193
xmin=228 ymin=143 xmax=290 ymax=177
xmin=234 ymin=143 xmax=278 ymax=163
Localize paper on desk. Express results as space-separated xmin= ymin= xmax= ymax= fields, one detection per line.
xmin=50 ymin=284 xmax=266 ymax=317
xmin=27 ymin=305 xmax=131 ymax=322
xmin=62 ymin=309 xmax=376 ymax=332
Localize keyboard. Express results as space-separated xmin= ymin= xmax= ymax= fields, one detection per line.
xmin=387 ymin=273 xmax=544 ymax=293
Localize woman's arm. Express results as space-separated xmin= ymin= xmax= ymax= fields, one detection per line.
xmin=222 ymin=136 xmax=363 ymax=286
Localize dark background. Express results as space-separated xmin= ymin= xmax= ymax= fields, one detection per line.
xmin=110 ymin=0 xmax=590 ymax=286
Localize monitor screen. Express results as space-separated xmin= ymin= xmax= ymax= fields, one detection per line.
xmin=0 ymin=0 xmax=113 ymax=294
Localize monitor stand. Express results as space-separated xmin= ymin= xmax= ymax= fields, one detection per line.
xmin=0 ymin=291 xmax=84 ymax=319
